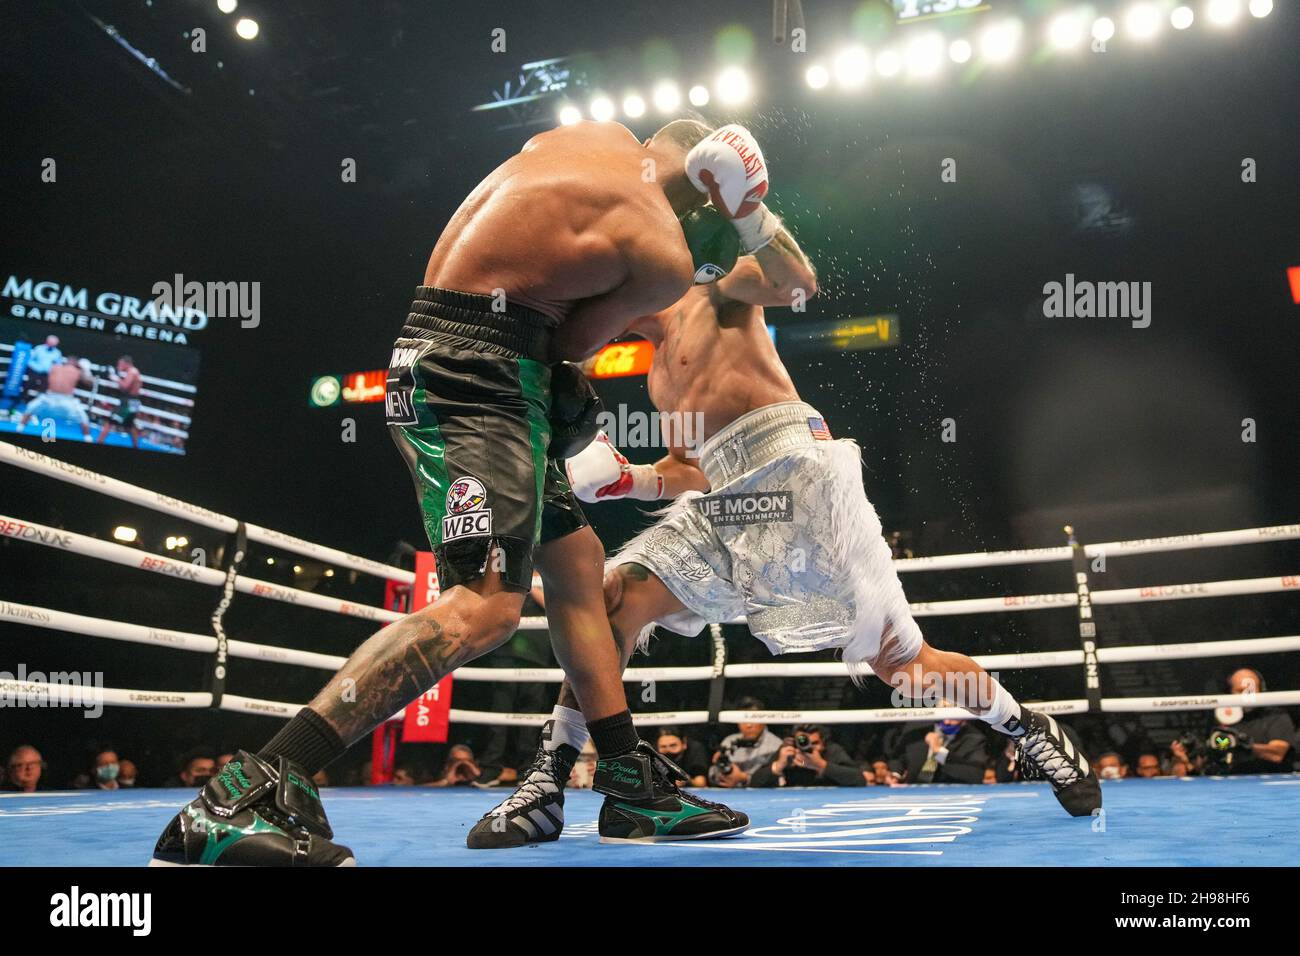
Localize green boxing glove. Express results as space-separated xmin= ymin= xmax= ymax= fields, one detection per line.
xmin=679 ymin=204 xmax=741 ymax=285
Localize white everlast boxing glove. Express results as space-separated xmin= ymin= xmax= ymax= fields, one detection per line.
xmin=565 ymin=432 xmax=664 ymax=502
xmin=685 ymin=124 xmax=779 ymax=253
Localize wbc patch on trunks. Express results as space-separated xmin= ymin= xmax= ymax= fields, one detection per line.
xmin=442 ymin=475 xmax=493 ymax=542
xmin=696 ymin=490 xmax=795 ymax=526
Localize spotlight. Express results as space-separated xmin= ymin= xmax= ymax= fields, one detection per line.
xmin=688 ymin=84 xmax=710 ymax=107
xmin=1092 ymin=16 xmax=1116 ymax=42
xmin=165 ymin=536 xmax=177 ymax=550
xmin=558 ymin=104 xmax=582 ymax=125
xmin=266 ymin=557 xmax=275 ymax=565
xmin=833 ymin=46 xmax=870 ymax=88
xmin=874 ymin=49 xmax=901 ymax=78
xmin=1171 ymin=5 xmax=1195 ymax=28
xmin=1048 ymin=12 xmax=1087 ymax=50
xmin=905 ymin=33 xmax=944 ymax=78
xmin=949 ymin=39 xmax=973 ymax=64
xmin=234 ymin=17 xmax=259 ymax=40
xmin=623 ymin=94 xmax=646 ymax=118
xmin=324 ymin=569 xmax=335 ymax=578
xmin=216 ymin=0 xmax=238 ymax=13
xmin=176 ymin=536 xmax=188 ymax=548
xmin=651 ymin=81 xmax=681 ymax=113
xmin=980 ymin=20 xmax=1022 ymax=63
xmin=293 ymin=565 xmax=303 ymax=574
xmin=715 ymin=67 xmax=751 ymax=105
xmin=112 ymin=526 xmax=137 ymax=544
xmin=1207 ymin=0 xmax=1241 ymax=26
xmin=1249 ymin=0 xmax=1273 ymax=17
xmin=589 ymin=96 xmax=615 ymax=121
xmin=1126 ymin=3 xmax=1163 ymax=40
xmin=805 ymin=64 xmax=830 ymax=89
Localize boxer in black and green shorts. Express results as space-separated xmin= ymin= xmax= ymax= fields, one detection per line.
xmin=385 ymin=287 xmax=588 ymax=591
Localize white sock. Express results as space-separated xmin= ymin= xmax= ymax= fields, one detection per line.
xmin=979 ymin=680 xmax=1027 ymax=737
xmin=541 ymin=705 xmax=589 ymax=754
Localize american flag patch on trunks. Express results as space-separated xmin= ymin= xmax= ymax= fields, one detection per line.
xmin=807 ymin=416 xmax=831 ymax=440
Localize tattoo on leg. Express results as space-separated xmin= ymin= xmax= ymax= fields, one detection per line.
xmin=314 ymin=612 xmax=472 ymax=742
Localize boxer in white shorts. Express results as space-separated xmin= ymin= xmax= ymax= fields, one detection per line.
xmin=475 ymin=222 xmax=1099 ymax=848
xmin=17 ymin=357 xmax=92 ymax=441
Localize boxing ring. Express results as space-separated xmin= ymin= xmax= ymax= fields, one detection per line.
xmin=2 ymin=438 xmax=1299 ymax=866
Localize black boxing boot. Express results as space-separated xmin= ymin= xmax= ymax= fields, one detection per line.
xmin=1015 ymin=709 xmax=1102 ymax=817
xmin=466 ymin=740 xmax=578 ymax=849
xmin=149 ymin=751 xmax=354 ymax=866
xmin=594 ymin=741 xmax=749 ymax=844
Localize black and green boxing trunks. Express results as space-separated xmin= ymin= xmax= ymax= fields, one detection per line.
xmin=385 ymin=287 xmax=589 ymax=591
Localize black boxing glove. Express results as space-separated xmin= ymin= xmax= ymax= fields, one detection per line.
xmin=548 ymin=362 xmax=604 ymax=459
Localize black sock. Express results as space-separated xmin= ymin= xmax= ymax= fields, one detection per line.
xmin=258 ymin=708 xmax=346 ymax=774
xmin=587 ymin=710 xmax=639 ymax=757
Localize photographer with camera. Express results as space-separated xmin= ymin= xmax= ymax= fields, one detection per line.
xmin=749 ymin=724 xmax=865 ymax=788
xmin=1189 ymin=668 xmax=1295 ymax=775
xmin=427 ymin=744 xmax=483 ymax=787
xmin=708 ymin=698 xmax=782 ymax=787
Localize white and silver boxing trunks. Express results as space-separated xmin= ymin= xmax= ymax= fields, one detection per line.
xmin=23 ymin=392 xmax=90 ymax=426
xmin=611 ymin=401 xmax=923 ymax=677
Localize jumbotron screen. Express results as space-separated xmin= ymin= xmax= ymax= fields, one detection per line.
xmin=0 ymin=276 xmax=203 ymax=455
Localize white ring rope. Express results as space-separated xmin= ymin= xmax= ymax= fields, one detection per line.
xmin=6 ymin=594 xmax=1300 ymax=687
xmin=6 ymin=507 xmax=1296 ymax=627
xmin=0 ymin=441 xmax=415 ymax=584
xmin=6 ymin=440 xmax=1300 ymax=582
xmin=4 ymin=441 xmax=1300 ymax=728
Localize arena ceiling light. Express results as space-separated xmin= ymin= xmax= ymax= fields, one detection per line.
xmin=1206 ymin=0 xmax=1242 ymax=26
xmin=1125 ymin=3 xmax=1163 ymax=40
xmin=948 ymin=38 xmax=973 ymax=64
xmin=905 ymin=33 xmax=945 ymax=78
xmin=832 ymin=46 xmax=870 ymax=88
xmin=558 ymin=104 xmax=582 ymax=125
xmin=652 ymin=81 xmax=681 ymax=113
xmin=112 ymin=526 xmax=138 ymax=544
xmin=715 ymin=66 xmax=751 ymax=105
xmin=1249 ymin=0 xmax=1274 ymax=17
xmin=805 ymin=63 xmax=830 ymax=90
xmin=234 ymin=17 xmax=259 ymax=40
xmin=589 ymin=95 xmax=615 ymax=121
xmin=1171 ymin=5 xmax=1195 ymax=28
xmin=216 ymin=0 xmax=238 ymax=13
xmin=1092 ymin=16 xmax=1117 ymax=42
xmin=979 ymin=19 xmax=1022 ymax=64
xmin=688 ymin=84 xmax=710 ymax=107
xmin=622 ymin=94 xmax=646 ymax=118
xmin=1048 ymin=10 xmax=1088 ymax=51
xmin=875 ymin=49 xmax=902 ymax=78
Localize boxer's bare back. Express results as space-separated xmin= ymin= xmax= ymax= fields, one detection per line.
xmin=423 ymin=121 xmax=703 ymax=361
